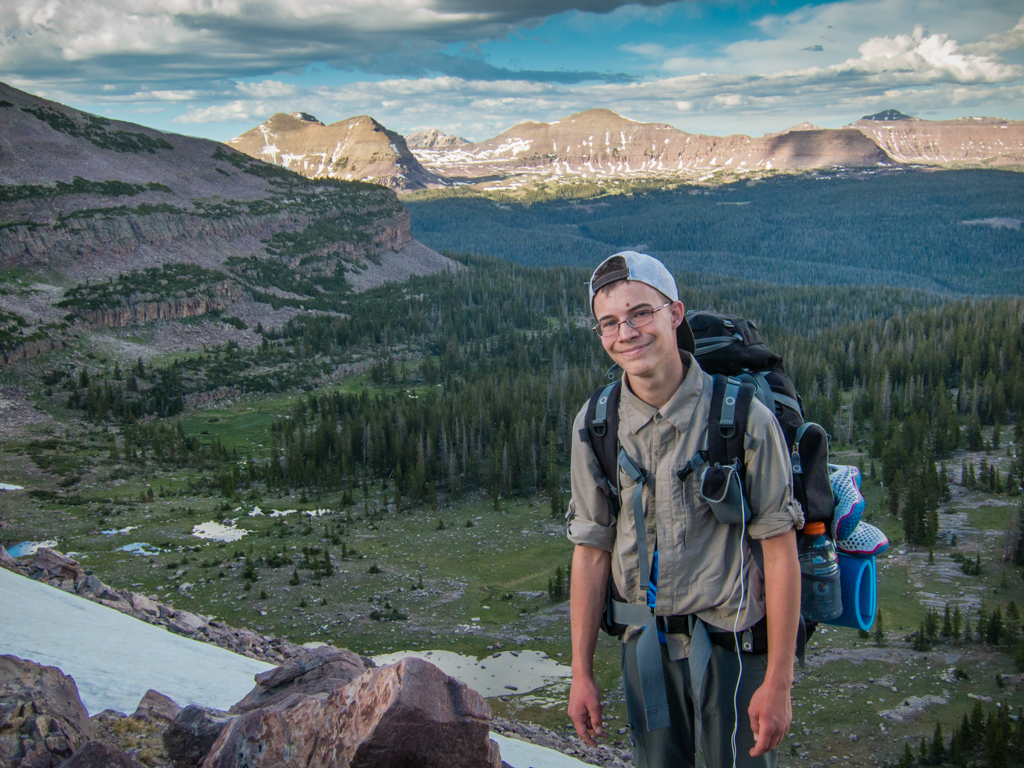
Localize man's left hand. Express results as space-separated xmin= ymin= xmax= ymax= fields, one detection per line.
xmin=747 ymin=678 xmax=792 ymax=757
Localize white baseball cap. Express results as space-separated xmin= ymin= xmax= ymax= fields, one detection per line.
xmin=589 ymin=251 xmax=695 ymax=353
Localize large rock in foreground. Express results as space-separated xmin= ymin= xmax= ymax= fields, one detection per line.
xmin=230 ymin=645 xmax=365 ymax=714
xmin=58 ymin=740 xmax=146 ymax=768
xmin=0 ymin=655 xmax=92 ymax=768
xmin=204 ymin=657 xmax=500 ymax=768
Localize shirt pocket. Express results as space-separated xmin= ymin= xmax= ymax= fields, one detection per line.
xmin=681 ymin=469 xmax=729 ymax=601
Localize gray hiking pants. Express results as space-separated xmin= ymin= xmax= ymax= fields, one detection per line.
xmin=622 ymin=634 xmax=778 ymax=768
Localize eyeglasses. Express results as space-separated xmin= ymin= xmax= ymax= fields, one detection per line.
xmin=592 ymin=303 xmax=671 ymax=337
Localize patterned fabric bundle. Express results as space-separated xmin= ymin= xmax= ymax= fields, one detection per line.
xmin=828 ymin=464 xmax=889 ymax=557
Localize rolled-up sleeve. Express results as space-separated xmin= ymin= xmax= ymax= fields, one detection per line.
xmin=742 ymin=400 xmax=805 ymax=540
xmin=566 ymin=404 xmax=617 ymax=551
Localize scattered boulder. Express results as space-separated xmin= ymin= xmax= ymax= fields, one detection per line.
xmin=166 ymin=611 xmax=207 ymax=637
xmin=0 ymin=544 xmax=19 ymax=573
xmin=31 ymin=548 xmax=85 ymax=584
xmin=204 ymin=657 xmax=499 ymax=768
xmin=57 ymin=740 xmax=146 ymax=768
xmin=89 ymin=710 xmax=126 ymax=723
xmin=231 ymin=645 xmax=365 ymax=714
xmin=0 ymin=655 xmax=92 ymax=768
xmin=127 ymin=592 xmax=159 ymax=617
xmin=130 ymin=689 xmax=181 ymax=723
xmin=163 ymin=706 xmax=234 ymax=768
xmin=74 ymin=574 xmax=105 ymax=597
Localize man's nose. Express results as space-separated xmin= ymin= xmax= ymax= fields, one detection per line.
xmin=618 ymin=319 xmax=641 ymax=340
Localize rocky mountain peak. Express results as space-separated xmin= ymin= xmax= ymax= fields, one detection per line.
xmin=405 ymin=128 xmax=467 ymax=149
xmin=290 ymin=112 xmax=322 ymax=124
xmin=861 ymin=109 xmax=916 ymax=122
xmin=229 ymin=113 xmax=443 ymax=190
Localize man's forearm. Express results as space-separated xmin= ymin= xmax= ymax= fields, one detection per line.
xmin=761 ymin=528 xmax=800 ymax=687
xmin=570 ymin=545 xmax=611 ymax=676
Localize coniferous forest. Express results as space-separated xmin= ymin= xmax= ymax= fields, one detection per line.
xmin=51 ymin=253 xmax=1024 ymax=549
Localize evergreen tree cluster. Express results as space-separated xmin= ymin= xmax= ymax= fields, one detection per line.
xmin=896 ymin=702 xmax=1024 ymax=768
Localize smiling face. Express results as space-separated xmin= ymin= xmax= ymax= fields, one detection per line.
xmin=592 ymin=279 xmax=685 ymax=386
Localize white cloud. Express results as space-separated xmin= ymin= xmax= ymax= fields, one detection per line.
xmin=175 ymin=100 xmax=272 ymax=124
xmin=0 ymin=0 xmax=673 ymax=85
xmin=235 ymin=80 xmax=300 ymax=98
xmin=713 ymin=93 xmax=743 ymax=106
xmin=961 ymin=13 xmax=1024 ymax=55
xmin=147 ymin=89 xmax=202 ymax=101
xmin=837 ymin=26 xmax=1020 ymax=83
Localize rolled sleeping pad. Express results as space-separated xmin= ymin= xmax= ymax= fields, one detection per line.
xmin=824 ymin=554 xmax=876 ymax=631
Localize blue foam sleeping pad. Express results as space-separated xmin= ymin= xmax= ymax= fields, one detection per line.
xmin=824 ymin=554 xmax=876 ymax=631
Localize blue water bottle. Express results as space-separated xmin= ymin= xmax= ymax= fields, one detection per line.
xmin=798 ymin=521 xmax=843 ymax=622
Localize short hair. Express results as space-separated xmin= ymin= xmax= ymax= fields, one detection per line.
xmin=591 ymin=255 xmax=627 ymax=302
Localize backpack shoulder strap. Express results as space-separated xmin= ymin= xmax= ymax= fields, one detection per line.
xmin=706 ymin=374 xmax=755 ymax=469
xmin=581 ymin=380 xmax=622 ymax=516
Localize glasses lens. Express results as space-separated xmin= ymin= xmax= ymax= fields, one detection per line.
xmin=627 ymin=310 xmax=655 ymax=329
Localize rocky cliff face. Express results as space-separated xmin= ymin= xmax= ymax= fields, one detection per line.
xmin=77 ymin=281 xmax=244 ymax=328
xmin=412 ymin=108 xmax=894 ymax=184
xmin=849 ymin=115 xmax=1024 ymax=166
xmin=229 ymin=113 xmax=443 ymax=190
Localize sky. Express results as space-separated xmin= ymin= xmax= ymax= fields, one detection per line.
xmin=2 ymin=0 xmax=1023 ymax=143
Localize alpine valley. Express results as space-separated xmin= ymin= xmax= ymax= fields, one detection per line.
xmin=2 ymin=78 xmax=1024 ymax=768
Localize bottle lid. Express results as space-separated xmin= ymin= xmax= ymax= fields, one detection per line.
xmin=802 ymin=521 xmax=826 ymax=535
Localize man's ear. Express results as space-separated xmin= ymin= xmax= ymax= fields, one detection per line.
xmin=669 ymin=301 xmax=685 ymax=329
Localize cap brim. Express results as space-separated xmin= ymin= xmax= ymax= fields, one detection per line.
xmin=677 ymin=316 xmax=696 ymax=354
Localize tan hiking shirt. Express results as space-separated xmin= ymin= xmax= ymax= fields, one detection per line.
xmin=567 ymin=352 xmax=804 ymax=658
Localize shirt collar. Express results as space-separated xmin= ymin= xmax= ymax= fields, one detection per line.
xmin=620 ymin=351 xmax=707 ymax=435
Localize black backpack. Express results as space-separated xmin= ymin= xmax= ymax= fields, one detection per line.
xmin=686 ymin=310 xmax=833 ymax=523
xmin=581 ymin=310 xmax=832 ymax=650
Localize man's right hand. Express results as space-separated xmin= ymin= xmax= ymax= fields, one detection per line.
xmin=568 ymin=673 xmax=606 ymax=746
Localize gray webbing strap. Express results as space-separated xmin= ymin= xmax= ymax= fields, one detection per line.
xmin=719 ymin=378 xmax=741 ymax=435
xmin=617 ymin=449 xmax=650 ymax=594
xmin=694 ymin=335 xmax=741 ymax=357
xmin=688 ymin=616 xmax=713 ymax=768
xmin=592 ymin=383 xmax=617 ymax=436
xmin=615 ymin=448 xmax=670 ymax=732
xmin=636 ymin=611 xmax=670 ymax=731
xmin=792 ymin=422 xmax=813 ymax=474
xmin=612 ymin=595 xmax=670 ymax=731
xmin=773 ymin=391 xmax=802 ymax=416
xmin=611 ymin=600 xmax=654 ymax=626
xmin=753 ymin=372 xmax=777 ymax=415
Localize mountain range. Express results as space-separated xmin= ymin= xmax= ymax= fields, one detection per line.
xmin=228 ymin=108 xmax=1024 ymax=191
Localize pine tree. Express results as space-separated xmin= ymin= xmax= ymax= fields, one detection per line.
xmin=897 ymin=742 xmax=915 ymax=768
xmin=987 ymin=606 xmax=1004 ymax=645
xmin=1005 ymin=601 xmax=1021 ymax=646
xmin=929 ymin=722 xmax=946 ymax=766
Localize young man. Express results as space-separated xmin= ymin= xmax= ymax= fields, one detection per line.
xmin=566 ymin=251 xmax=803 ymax=768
